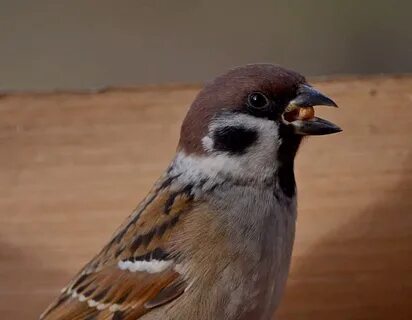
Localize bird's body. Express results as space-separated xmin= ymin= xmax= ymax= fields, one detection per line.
xmin=40 ymin=64 xmax=340 ymax=320
xmin=129 ymin=165 xmax=296 ymax=320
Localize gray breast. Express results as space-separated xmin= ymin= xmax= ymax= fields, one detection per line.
xmin=207 ymin=183 xmax=297 ymax=319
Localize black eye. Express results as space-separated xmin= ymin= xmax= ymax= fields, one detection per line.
xmin=247 ymin=92 xmax=269 ymax=109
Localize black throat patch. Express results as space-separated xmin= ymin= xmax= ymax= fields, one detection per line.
xmin=276 ymin=124 xmax=302 ymax=198
xmin=212 ymin=126 xmax=258 ymax=155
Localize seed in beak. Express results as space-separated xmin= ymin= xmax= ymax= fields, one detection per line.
xmin=284 ymin=106 xmax=315 ymax=122
xmin=298 ymin=106 xmax=315 ymax=120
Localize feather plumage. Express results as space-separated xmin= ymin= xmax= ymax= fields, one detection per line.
xmin=40 ymin=174 xmax=193 ymax=320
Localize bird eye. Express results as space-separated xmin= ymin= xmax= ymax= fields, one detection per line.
xmin=247 ymin=92 xmax=269 ymax=109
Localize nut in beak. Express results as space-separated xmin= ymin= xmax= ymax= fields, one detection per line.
xmin=283 ymin=85 xmax=342 ymax=136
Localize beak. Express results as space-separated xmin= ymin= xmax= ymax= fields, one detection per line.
xmin=283 ymin=84 xmax=342 ymax=135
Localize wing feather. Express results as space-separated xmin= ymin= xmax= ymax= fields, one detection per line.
xmin=41 ymin=175 xmax=194 ymax=320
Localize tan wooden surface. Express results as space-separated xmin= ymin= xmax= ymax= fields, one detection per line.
xmin=0 ymin=76 xmax=411 ymax=319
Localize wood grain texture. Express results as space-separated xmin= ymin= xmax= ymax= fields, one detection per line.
xmin=0 ymin=77 xmax=411 ymax=319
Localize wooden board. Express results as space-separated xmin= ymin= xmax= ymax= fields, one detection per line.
xmin=0 ymin=76 xmax=411 ymax=319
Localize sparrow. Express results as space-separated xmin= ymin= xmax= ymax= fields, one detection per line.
xmin=40 ymin=64 xmax=341 ymax=320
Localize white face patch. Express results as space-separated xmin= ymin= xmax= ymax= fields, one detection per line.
xmin=118 ymin=259 xmax=173 ymax=273
xmin=173 ymin=113 xmax=280 ymax=184
xmin=201 ymin=135 xmax=214 ymax=152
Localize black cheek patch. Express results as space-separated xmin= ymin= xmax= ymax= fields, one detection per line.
xmin=212 ymin=126 xmax=258 ymax=155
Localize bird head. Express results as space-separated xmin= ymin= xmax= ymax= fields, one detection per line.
xmin=176 ymin=64 xmax=341 ymax=186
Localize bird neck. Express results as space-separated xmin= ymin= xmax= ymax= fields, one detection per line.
xmin=275 ymin=127 xmax=302 ymax=199
xmin=169 ymin=151 xmax=277 ymax=189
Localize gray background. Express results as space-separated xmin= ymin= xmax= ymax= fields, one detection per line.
xmin=1 ymin=0 xmax=411 ymax=91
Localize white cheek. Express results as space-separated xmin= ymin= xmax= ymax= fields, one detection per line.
xmin=206 ymin=113 xmax=279 ymax=166
xmin=172 ymin=113 xmax=279 ymax=183
xmin=201 ymin=135 xmax=214 ymax=152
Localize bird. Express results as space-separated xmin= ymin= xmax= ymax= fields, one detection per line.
xmin=40 ymin=64 xmax=341 ymax=320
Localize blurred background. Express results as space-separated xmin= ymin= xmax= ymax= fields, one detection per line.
xmin=1 ymin=1 xmax=412 ymax=320
xmin=1 ymin=0 xmax=411 ymax=91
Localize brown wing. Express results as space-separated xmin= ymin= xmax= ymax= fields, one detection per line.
xmin=40 ymin=174 xmax=194 ymax=320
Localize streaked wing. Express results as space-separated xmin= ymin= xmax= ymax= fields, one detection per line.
xmin=40 ymin=174 xmax=194 ymax=320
